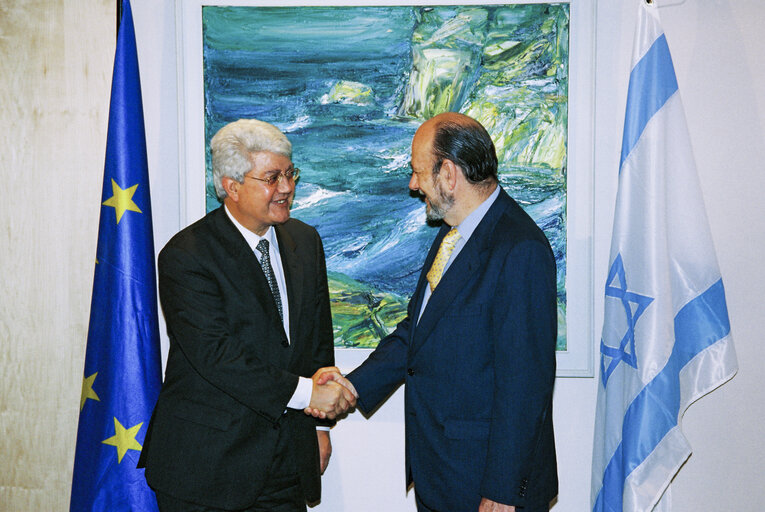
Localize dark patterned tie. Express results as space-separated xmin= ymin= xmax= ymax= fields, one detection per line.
xmin=256 ymin=238 xmax=283 ymax=321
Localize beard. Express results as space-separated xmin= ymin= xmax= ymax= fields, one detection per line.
xmin=425 ymin=177 xmax=454 ymax=222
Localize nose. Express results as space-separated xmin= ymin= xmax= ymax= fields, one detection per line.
xmin=277 ymin=172 xmax=294 ymax=193
xmin=408 ymin=172 xmax=419 ymax=191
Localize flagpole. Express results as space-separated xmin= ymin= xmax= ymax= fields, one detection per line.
xmin=117 ymin=0 xmax=123 ymax=37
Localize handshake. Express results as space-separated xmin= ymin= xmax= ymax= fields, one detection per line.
xmin=305 ymin=367 xmax=358 ymax=419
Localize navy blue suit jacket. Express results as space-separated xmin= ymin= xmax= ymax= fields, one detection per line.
xmin=348 ymin=188 xmax=558 ymax=511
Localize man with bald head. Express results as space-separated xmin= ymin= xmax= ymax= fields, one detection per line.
xmin=337 ymin=113 xmax=558 ymax=511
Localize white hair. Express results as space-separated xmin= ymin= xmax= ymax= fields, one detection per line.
xmin=210 ymin=119 xmax=292 ymax=200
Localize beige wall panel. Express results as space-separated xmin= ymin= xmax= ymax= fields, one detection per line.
xmin=0 ymin=1 xmax=113 ymax=509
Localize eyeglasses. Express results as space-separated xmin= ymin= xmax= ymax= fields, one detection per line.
xmin=245 ymin=167 xmax=300 ymax=187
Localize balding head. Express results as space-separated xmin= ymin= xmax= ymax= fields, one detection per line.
xmin=409 ymin=113 xmax=499 ymax=226
xmin=416 ymin=112 xmax=499 ymax=187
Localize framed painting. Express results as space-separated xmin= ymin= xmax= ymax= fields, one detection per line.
xmin=176 ymin=0 xmax=595 ymax=376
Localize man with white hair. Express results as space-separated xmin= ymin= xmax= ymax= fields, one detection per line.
xmin=139 ymin=119 xmax=354 ymax=512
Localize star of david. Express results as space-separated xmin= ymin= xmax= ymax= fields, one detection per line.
xmin=600 ymin=254 xmax=654 ymax=387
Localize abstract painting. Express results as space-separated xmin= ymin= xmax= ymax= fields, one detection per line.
xmin=201 ymin=4 xmax=569 ymax=350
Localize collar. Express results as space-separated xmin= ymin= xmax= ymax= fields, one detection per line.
xmin=224 ymin=205 xmax=278 ymax=254
xmin=452 ymin=184 xmax=500 ymax=243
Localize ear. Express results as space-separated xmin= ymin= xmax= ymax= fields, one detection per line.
xmin=222 ymin=176 xmax=240 ymax=202
xmin=440 ymin=159 xmax=459 ymax=191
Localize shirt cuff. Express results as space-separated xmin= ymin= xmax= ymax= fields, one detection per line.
xmin=286 ymin=376 xmax=313 ymax=410
xmin=316 ymin=426 xmax=331 ymax=431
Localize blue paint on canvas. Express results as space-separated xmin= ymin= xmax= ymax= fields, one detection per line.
xmin=202 ymin=5 xmax=568 ymax=349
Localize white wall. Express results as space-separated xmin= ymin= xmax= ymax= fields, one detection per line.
xmin=0 ymin=0 xmax=762 ymax=509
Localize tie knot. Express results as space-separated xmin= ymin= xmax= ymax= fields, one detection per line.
xmin=256 ymin=238 xmax=269 ymax=255
xmin=443 ymin=228 xmax=460 ymax=246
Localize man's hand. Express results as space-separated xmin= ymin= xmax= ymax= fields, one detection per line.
xmin=317 ymin=430 xmax=331 ymax=474
xmin=314 ymin=368 xmax=358 ymax=398
xmin=305 ymin=367 xmax=357 ymax=419
xmin=478 ymin=498 xmax=515 ymax=511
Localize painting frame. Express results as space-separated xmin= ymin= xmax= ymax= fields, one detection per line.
xmin=175 ymin=0 xmax=596 ymax=377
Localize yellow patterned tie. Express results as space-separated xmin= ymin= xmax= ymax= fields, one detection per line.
xmin=426 ymin=228 xmax=461 ymax=291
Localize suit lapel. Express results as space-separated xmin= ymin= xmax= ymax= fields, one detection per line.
xmin=413 ymin=241 xmax=482 ymax=350
xmin=411 ymin=190 xmax=512 ymax=356
xmin=210 ymin=207 xmax=286 ymax=338
xmin=275 ymin=224 xmax=303 ymax=347
xmin=409 ymin=223 xmax=448 ymax=338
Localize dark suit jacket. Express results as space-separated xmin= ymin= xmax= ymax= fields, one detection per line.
xmin=348 ymin=188 xmax=558 ymax=511
xmin=138 ymin=206 xmax=334 ymax=509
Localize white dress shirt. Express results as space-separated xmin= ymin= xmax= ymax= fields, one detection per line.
xmin=224 ymin=206 xmax=315 ymax=413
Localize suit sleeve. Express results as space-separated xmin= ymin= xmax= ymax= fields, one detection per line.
xmin=310 ymin=233 xmax=335 ymax=373
xmin=159 ymin=243 xmax=298 ymax=423
xmin=346 ymin=305 xmax=413 ymax=413
xmin=480 ymin=239 xmax=557 ymax=504
xmin=310 ymin=232 xmax=336 ymax=428
xmin=348 ymin=227 xmax=446 ymax=412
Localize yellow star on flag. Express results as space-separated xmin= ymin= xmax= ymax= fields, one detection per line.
xmin=102 ymin=178 xmax=142 ymax=224
xmin=80 ymin=372 xmax=100 ymax=411
xmin=102 ymin=417 xmax=144 ymax=463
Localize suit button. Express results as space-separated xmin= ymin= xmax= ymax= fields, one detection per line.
xmin=518 ymin=477 xmax=529 ymax=496
xmin=281 ymin=339 xmax=289 ymax=347
xmin=273 ymin=411 xmax=287 ymax=429
xmin=407 ymin=368 xmax=414 ymax=376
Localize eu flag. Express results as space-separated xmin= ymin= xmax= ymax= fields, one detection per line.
xmin=70 ymin=1 xmax=161 ymax=510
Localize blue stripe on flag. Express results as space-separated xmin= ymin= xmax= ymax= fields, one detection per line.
xmin=619 ymin=35 xmax=679 ymax=170
xmin=594 ymin=279 xmax=731 ymax=512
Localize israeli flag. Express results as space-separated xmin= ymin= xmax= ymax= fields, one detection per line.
xmin=591 ymin=2 xmax=738 ymax=511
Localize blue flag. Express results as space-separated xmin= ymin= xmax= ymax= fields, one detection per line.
xmin=591 ymin=2 xmax=737 ymax=511
xmin=70 ymin=1 xmax=161 ymax=510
